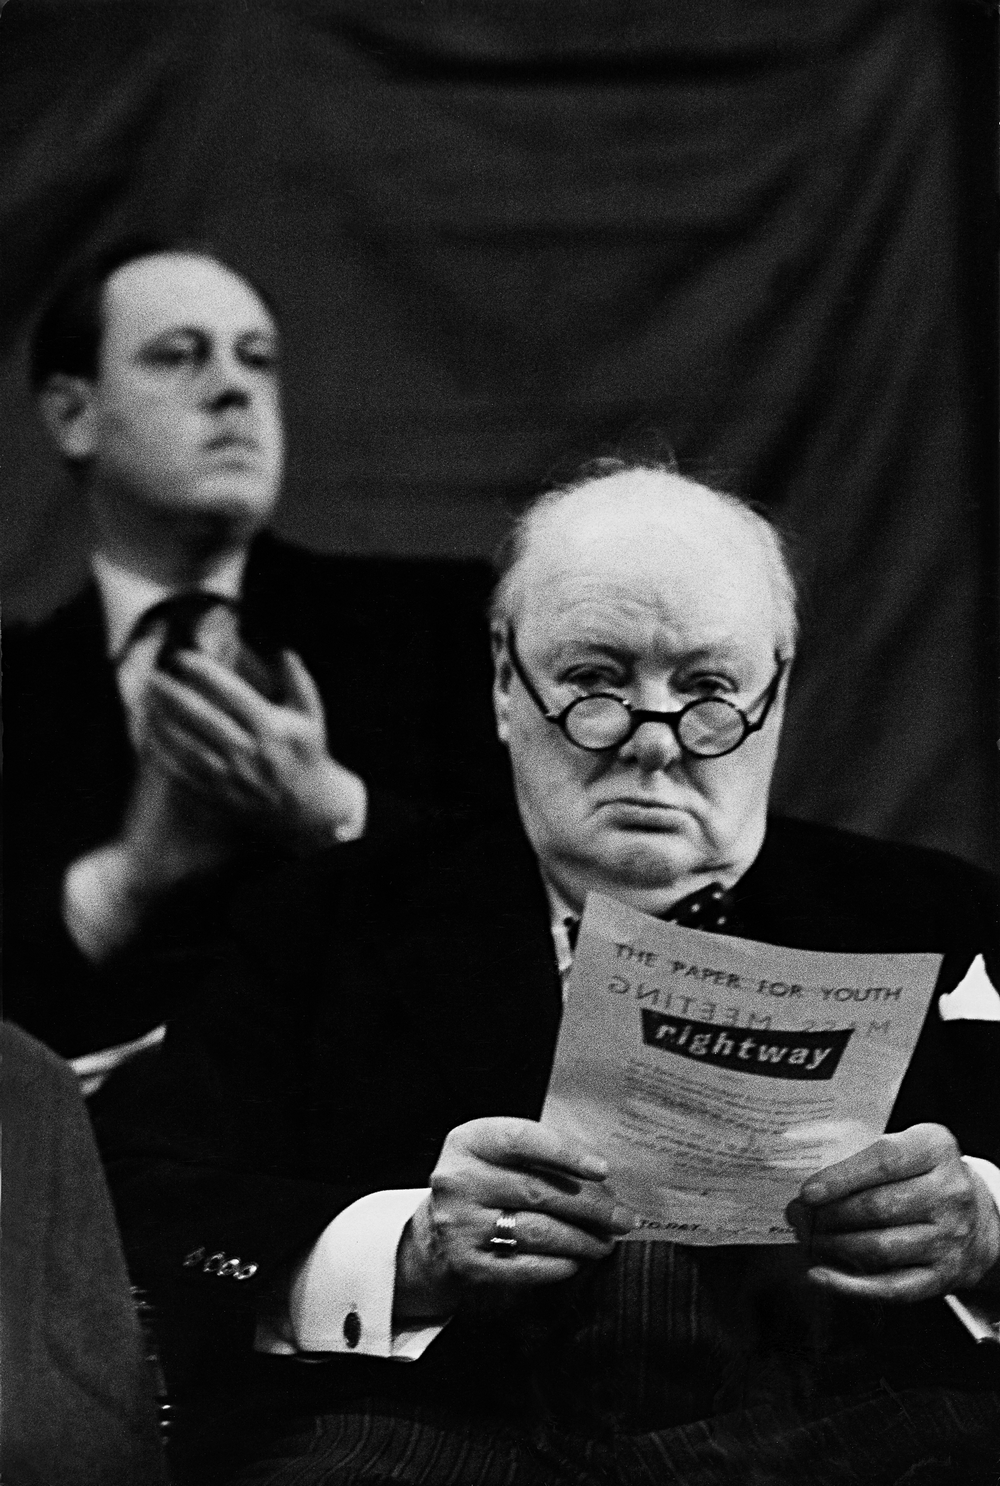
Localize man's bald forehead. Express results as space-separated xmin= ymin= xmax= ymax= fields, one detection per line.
xmin=492 ymin=466 xmax=798 ymax=650
xmin=524 ymin=470 xmax=747 ymax=558
xmin=102 ymin=252 xmax=275 ymax=327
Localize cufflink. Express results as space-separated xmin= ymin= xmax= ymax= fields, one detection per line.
xmin=202 ymin=1252 xmax=228 ymax=1274
xmin=234 ymin=1263 xmax=258 ymax=1281
xmin=343 ymin=1310 xmax=362 ymax=1349
xmin=217 ymin=1257 xmax=241 ymax=1277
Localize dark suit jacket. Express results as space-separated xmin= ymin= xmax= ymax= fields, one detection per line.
xmin=0 ymin=1024 xmax=169 ymax=1486
xmin=101 ymin=811 xmax=1000 ymax=1454
xmin=3 ymin=534 xmax=507 ymax=1055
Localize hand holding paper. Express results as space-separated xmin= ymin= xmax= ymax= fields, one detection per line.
xmin=788 ymin=1122 xmax=1000 ymax=1302
xmin=542 ymin=893 xmax=946 ymax=1244
xmin=396 ymin=1117 xmax=634 ymax=1316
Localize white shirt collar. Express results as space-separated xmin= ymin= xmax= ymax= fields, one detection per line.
xmin=92 ymin=549 xmax=247 ymax=662
xmin=544 ymin=877 xmax=580 ymax=991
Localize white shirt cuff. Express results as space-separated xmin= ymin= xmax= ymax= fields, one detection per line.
xmin=276 ymin=1188 xmax=444 ymax=1361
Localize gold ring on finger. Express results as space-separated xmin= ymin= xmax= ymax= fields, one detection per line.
xmin=488 ymin=1210 xmax=519 ymax=1258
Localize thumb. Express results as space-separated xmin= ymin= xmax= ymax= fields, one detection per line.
xmin=279 ymin=650 xmax=325 ymax=720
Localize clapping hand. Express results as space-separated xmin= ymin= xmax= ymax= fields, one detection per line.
xmin=396 ymin=1117 xmax=635 ymax=1318
xmin=787 ymin=1123 xmax=1000 ymax=1302
xmin=144 ymin=648 xmax=366 ymax=849
xmin=64 ymin=646 xmax=365 ymax=961
xmin=63 ymin=754 xmax=239 ymax=962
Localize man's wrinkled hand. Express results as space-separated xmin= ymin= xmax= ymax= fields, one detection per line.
xmin=395 ymin=1117 xmax=635 ymax=1318
xmin=786 ymin=1123 xmax=1000 ymax=1302
xmin=144 ymin=648 xmax=366 ymax=848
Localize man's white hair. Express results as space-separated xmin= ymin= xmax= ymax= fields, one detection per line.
xmin=490 ymin=457 xmax=799 ymax=652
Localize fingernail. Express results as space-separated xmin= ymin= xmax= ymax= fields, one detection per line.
xmin=610 ymin=1206 xmax=637 ymax=1232
xmin=581 ymin=1156 xmax=609 ymax=1179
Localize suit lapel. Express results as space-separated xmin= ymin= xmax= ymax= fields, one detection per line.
xmin=237 ymin=531 xmax=284 ymax=652
xmin=735 ymin=817 xmax=948 ymax=954
xmin=240 ymin=531 xmax=343 ymax=652
xmin=401 ymin=822 xmax=564 ymax=1120
xmin=316 ymin=817 xmax=565 ymax=1128
xmin=50 ymin=586 xmax=134 ymax=836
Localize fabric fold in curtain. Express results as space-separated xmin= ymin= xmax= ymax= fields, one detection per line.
xmin=0 ymin=0 xmax=994 ymax=867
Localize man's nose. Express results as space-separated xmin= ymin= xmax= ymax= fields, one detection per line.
xmin=617 ymin=717 xmax=684 ymax=772
xmin=203 ymin=354 xmax=253 ymax=411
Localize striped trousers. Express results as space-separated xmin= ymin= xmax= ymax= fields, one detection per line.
xmin=228 ymin=1243 xmax=1000 ymax=1485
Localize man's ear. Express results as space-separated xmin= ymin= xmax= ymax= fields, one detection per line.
xmin=36 ymin=374 xmax=98 ymax=463
xmin=491 ymin=627 xmax=513 ymax=745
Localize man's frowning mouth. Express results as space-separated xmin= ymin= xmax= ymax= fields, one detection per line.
xmin=597 ymin=798 xmax=688 ymax=828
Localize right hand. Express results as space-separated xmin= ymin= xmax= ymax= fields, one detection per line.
xmin=396 ymin=1117 xmax=635 ymax=1316
xmin=143 ymin=649 xmax=367 ymax=850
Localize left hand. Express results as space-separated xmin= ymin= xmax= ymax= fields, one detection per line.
xmin=144 ymin=649 xmax=367 ymax=850
xmin=786 ymin=1123 xmax=1000 ymax=1302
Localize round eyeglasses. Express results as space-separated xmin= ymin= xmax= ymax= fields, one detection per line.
xmin=506 ymin=629 xmax=787 ymax=758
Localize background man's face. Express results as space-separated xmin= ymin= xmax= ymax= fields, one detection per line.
xmin=84 ymin=252 xmax=284 ymax=537
xmin=494 ymin=477 xmax=789 ymax=914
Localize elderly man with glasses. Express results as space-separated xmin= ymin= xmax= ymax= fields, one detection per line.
xmin=105 ymin=459 xmax=1000 ymax=1484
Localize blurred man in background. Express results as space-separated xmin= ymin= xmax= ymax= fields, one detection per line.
xmin=4 ymin=242 xmax=502 ymax=1079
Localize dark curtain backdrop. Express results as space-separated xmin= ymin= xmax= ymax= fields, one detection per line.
xmin=0 ymin=0 xmax=995 ymax=869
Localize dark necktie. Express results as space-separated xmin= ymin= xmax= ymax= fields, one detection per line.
xmin=122 ymin=592 xmax=241 ymax=670
xmin=121 ymin=592 xmax=286 ymax=703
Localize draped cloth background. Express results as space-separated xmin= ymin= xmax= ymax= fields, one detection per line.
xmin=0 ymin=0 xmax=995 ymax=868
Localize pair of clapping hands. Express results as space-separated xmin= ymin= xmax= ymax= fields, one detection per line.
xmin=75 ymin=645 xmax=367 ymax=956
xmin=396 ymin=1118 xmax=1000 ymax=1318
xmin=133 ymin=645 xmax=366 ymax=872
